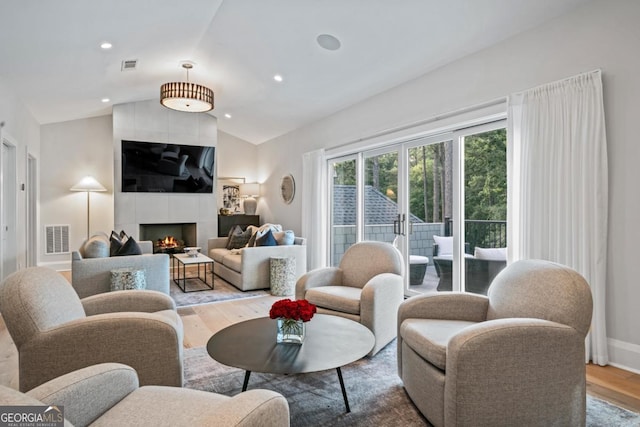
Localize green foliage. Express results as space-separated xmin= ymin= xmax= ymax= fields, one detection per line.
xmin=331 ymin=129 xmax=507 ymax=229
xmin=464 ymin=129 xmax=507 ymax=220
xmin=333 ymin=159 xmax=356 ymax=185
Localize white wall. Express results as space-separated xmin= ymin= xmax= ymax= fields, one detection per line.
xmin=40 ymin=116 xmax=114 ymax=269
xmin=216 ymin=130 xmax=264 ymax=217
xmin=0 ymin=77 xmax=41 ymax=272
xmin=256 ymin=0 xmax=640 ymax=370
xmin=217 ymin=130 xmax=258 ymax=180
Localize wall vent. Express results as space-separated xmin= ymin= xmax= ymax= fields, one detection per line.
xmin=45 ymin=225 xmax=70 ymax=255
xmin=121 ymin=59 xmax=138 ymax=71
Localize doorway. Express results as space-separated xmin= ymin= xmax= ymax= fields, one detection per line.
xmin=327 ymin=119 xmax=507 ymax=296
xmin=1 ymin=137 xmax=18 ymax=281
xmin=27 ymin=154 xmax=38 ymax=267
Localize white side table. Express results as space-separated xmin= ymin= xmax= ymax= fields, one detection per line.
xmin=270 ymin=257 xmax=296 ymax=296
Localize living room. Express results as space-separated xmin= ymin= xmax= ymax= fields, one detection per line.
xmin=1 ymin=0 xmax=640 ymax=425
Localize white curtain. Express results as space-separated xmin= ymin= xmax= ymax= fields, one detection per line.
xmin=507 ymin=70 xmax=608 ymax=365
xmin=302 ymin=149 xmax=327 ymax=270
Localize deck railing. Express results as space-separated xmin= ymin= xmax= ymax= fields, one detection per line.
xmin=444 ymin=217 xmax=507 ymax=251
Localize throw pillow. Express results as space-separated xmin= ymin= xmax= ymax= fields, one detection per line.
xmin=256 ymin=229 xmax=277 ymax=247
xmin=113 ymin=236 xmax=143 ymax=256
xmin=82 ymin=234 xmax=110 ymax=258
xmin=110 ymin=268 xmax=147 ymax=291
xmin=225 ymin=225 xmax=244 ymax=249
xmin=474 ymin=247 xmax=507 ymax=261
xmin=246 ymin=225 xmax=260 ymax=247
xmin=228 ymin=228 xmax=252 ymax=249
xmin=110 ymin=230 xmax=132 ymax=256
xmin=433 ymin=235 xmax=453 ymax=256
xmin=273 ymin=230 xmax=295 ymax=245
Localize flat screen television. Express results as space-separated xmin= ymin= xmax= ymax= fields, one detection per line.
xmin=121 ymin=140 xmax=215 ymax=193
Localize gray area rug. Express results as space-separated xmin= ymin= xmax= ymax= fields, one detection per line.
xmin=170 ymin=273 xmax=268 ymax=307
xmin=184 ymin=341 xmax=640 ymax=427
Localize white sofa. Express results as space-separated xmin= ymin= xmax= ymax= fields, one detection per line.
xmin=72 ymin=239 xmax=170 ymax=298
xmin=208 ymin=237 xmax=307 ymax=291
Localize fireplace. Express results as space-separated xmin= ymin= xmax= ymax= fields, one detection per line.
xmin=139 ymin=223 xmax=197 ymax=254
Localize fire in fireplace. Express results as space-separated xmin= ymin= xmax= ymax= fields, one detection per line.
xmin=155 ymin=236 xmax=185 ymax=253
xmin=140 ymin=223 xmax=197 ymax=254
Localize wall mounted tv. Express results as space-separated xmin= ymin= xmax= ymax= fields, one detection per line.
xmin=121 ymin=140 xmax=215 ymax=193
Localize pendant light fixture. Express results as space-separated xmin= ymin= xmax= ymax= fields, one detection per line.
xmin=160 ymin=62 xmax=214 ymax=112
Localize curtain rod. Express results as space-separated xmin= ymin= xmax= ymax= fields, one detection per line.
xmin=330 ymin=96 xmax=507 ymax=151
xmin=511 ymin=69 xmax=602 ymax=97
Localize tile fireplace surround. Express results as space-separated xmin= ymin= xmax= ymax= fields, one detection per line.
xmin=112 ymin=100 xmax=218 ymax=250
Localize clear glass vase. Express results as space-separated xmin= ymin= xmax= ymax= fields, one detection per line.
xmin=276 ymin=318 xmax=305 ymax=344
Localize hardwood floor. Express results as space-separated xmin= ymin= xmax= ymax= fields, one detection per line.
xmin=1 ymin=270 xmax=639 ymax=414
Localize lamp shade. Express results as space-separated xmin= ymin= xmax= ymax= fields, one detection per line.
xmin=160 ymin=62 xmax=214 ymax=113
xmin=70 ymin=176 xmax=107 ymax=192
xmin=160 ymin=82 xmax=214 ymax=112
xmin=239 ymin=183 xmax=260 ymax=197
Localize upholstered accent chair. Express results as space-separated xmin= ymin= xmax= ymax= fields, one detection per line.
xmin=0 ymin=363 xmax=290 ymax=427
xmin=296 ymin=241 xmax=404 ymax=356
xmin=0 ymin=267 xmax=183 ymax=392
xmin=397 ymin=259 xmax=593 ymax=427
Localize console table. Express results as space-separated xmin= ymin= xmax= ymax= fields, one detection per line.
xmin=218 ymin=214 xmax=260 ymax=236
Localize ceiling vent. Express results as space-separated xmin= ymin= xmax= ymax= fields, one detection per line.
xmin=121 ymin=59 xmax=138 ymax=71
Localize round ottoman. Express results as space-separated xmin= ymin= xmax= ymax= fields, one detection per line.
xmin=270 ymin=257 xmax=296 ymax=296
xmin=409 ymin=255 xmax=429 ymax=286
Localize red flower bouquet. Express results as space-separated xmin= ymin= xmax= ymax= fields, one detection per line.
xmin=269 ymin=299 xmax=317 ymax=322
xmin=270 ymin=299 xmax=317 ymax=344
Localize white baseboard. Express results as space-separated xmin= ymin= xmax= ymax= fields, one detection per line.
xmin=608 ymin=338 xmax=640 ymax=374
xmin=38 ymin=260 xmax=71 ymax=271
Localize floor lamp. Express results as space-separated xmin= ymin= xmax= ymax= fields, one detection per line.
xmin=70 ymin=176 xmax=107 ymax=240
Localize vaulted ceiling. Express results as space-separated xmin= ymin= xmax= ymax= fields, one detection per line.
xmin=0 ymin=0 xmax=587 ymax=144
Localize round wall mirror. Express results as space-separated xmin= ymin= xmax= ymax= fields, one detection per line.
xmin=280 ymin=174 xmax=295 ymax=204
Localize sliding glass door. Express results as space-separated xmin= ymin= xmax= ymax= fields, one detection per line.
xmin=363 ymin=148 xmax=400 ymax=244
xmin=327 ymin=119 xmax=507 ymax=296
xmin=403 ymin=137 xmax=454 ymax=294
xmin=329 ymin=156 xmax=357 ymax=266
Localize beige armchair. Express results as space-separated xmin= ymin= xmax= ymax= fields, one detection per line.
xmin=0 ymin=363 xmax=290 ymax=427
xmin=397 ymin=259 xmax=593 ymax=427
xmin=296 ymin=241 xmax=404 ymax=356
xmin=0 ymin=267 xmax=183 ymax=392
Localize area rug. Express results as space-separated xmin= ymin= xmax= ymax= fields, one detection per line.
xmin=184 ymin=342 xmax=640 ymax=427
xmin=170 ymin=273 xmax=268 ymax=307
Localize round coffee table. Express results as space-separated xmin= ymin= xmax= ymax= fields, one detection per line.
xmin=206 ymin=314 xmax=374 ymax=412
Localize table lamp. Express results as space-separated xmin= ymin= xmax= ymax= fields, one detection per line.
xmin=239 ymin=183 xmax=260 ymax=215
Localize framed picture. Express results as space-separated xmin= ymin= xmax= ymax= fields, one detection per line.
xmin=217 ymin=177 xmax=245 ymax=214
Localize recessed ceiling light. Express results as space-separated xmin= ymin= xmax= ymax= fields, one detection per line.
xmin=273 ymin=74 xmax=283 ymax=82
xmin=224 ymin=113 xmax=232 ymax=119
xmin=317 ymin=34 xmax=341 ymax=51
xmin=101 ymin=98 xmax=110 ymax=103
xmin=100 ymin=42 xmax=113 ymax=50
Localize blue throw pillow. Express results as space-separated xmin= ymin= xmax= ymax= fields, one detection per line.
xmin=256 ymin=229 xmax=277 ymax=247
